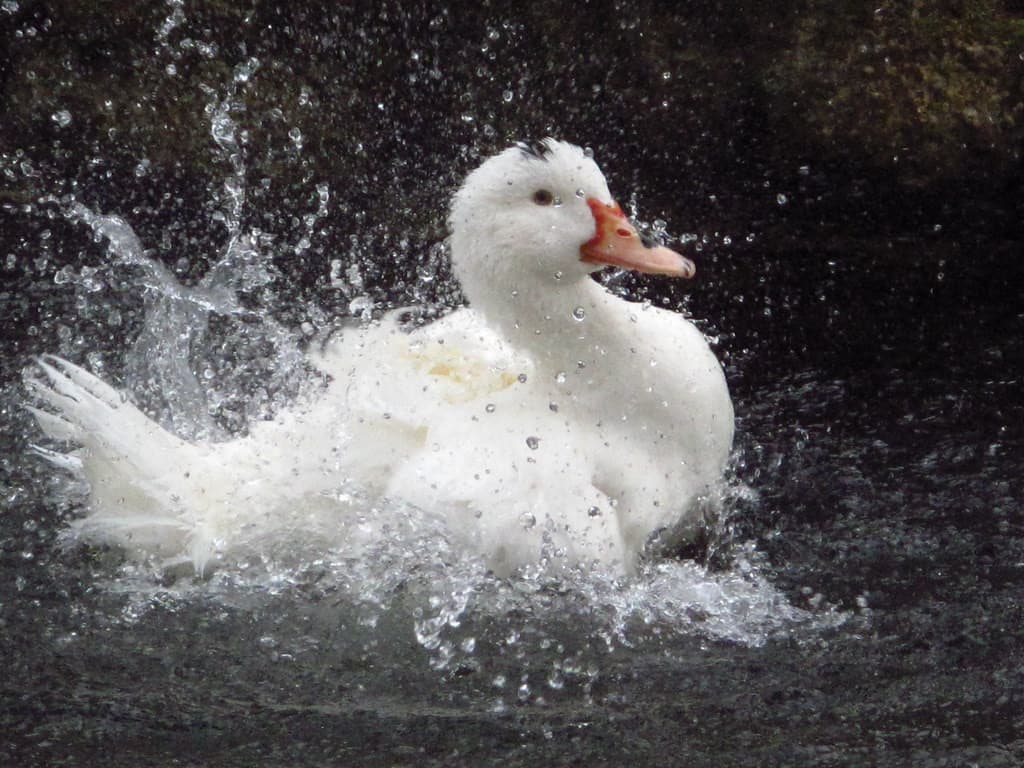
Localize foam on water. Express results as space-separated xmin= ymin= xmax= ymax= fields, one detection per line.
xmin=95 ymin=492 xmax=841 ymax=679
xmin=59 ymin=431 xmax=843 ymax=673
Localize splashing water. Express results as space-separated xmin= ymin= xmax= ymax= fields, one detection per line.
xmin=97 ymin=490 xmax=841 ymax=693
xmin=37 ymin=60 xmax=317 ymax=439
xmin=22 ymin=73 xmax=845 ymax=687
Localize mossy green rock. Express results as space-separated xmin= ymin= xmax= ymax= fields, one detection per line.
xmin=765 ymin=0 xmax=1024 ymax=185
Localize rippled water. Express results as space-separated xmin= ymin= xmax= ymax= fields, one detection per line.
xmin=3 ymin=4 xmax=1023 ymax=766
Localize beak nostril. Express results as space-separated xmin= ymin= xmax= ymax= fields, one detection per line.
xmin=615 ymin=228 xmax=631 ymax=238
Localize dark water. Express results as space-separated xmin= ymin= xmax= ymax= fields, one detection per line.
xmin=3 ymin=3 xmax=1023 ymax=766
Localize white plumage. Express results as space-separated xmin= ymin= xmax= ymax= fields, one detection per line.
xmin=27 ymin=139 xmax=734 ymax=576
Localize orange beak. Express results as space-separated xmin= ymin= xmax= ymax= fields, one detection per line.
xmin=579 ymin=198 xmax=695 ymax=278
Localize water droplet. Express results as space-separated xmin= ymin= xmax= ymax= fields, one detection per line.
xmin=517 ymin=373 xmax=527 ymax=384
xmin=548 ymin=402 xmax=558 ymax=412
xmin=583 ymin=147 xmax=594 ymax=158
xmin=502 ymin=90 xmax=513 ymax=102
xmin=235 ymin=57 xmax=259 ymax=83
xmin=555 ymin=371 xmax=567 ymax=384
xmin=485 ymin=403 xmax=496 ymax=413
xmin=548 ymin=669 xmax=565 ymax=689
xmin=776 ymin=193 xmax=788 ymax=206
xmin=211 ymin=114 xmax=235 ymax=148
xmin=575 ymin=188 xmax=585 ymax=198
xmin=51 ymin=110 xmax=72 ymax=128
xmin=348 ymin=295 xmax=374 ymax=317
xmin=588 ymin=506 xmax=602 ymax=517
xmin=553 ymin=270 xmax=563 ymax=280
xmin=519 ymin=511 xmax=537 ymax=528
xmin=571 ymin=306 xmax=586 ymax=321
xmin=525 ymin=436 xmax=540 ymax=450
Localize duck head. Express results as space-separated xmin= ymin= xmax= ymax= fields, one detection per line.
xmin=448 ymin=139 xmax=694 ymax=311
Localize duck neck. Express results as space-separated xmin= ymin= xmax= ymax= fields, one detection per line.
xmin=468 ymin=272 xmax=631 ymax=387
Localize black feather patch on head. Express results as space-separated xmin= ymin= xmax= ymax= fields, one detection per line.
xmin=516 ymin=140 xmax=552 ymax=161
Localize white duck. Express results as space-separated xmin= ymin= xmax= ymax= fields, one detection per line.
xmin=27 ymin=139 xmax=733 ymax=576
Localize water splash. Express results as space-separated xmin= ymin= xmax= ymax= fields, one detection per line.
xmin=18 ymin=58 xmax=845 ymax=692
xmin=92 ymin=498 xmax=844 ymax=710
xmin=33 ymin=219 xmax=824 ymax=669
xmin=40 ymin=63 xmax=326 ymax=438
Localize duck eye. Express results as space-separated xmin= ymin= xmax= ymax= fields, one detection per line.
xmin=532 ymin=189 xmax=554 ymax=206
